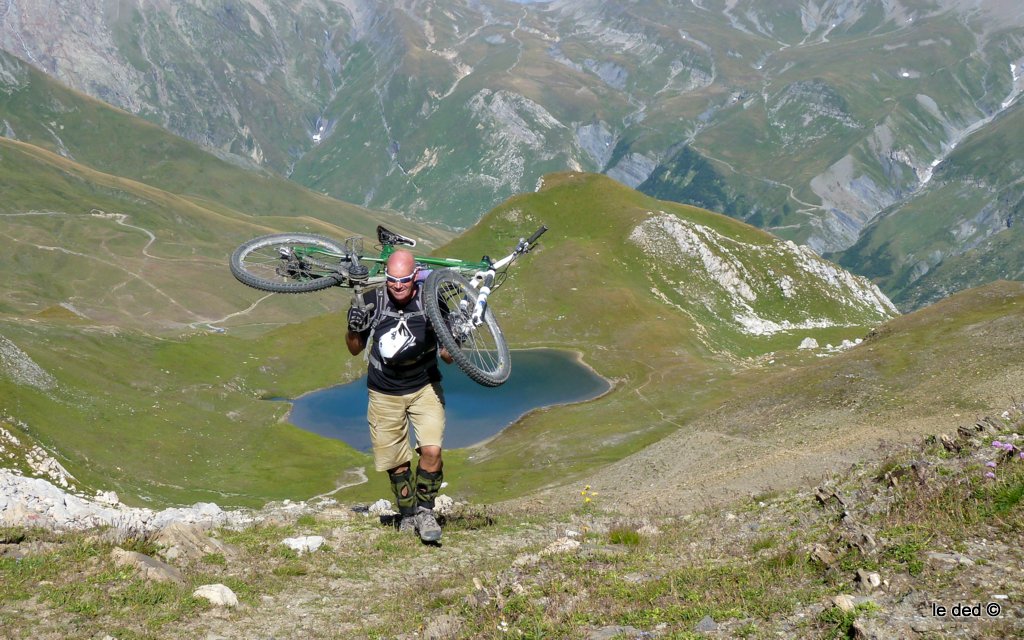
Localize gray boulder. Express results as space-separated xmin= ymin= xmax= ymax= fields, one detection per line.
xmin=110 ymin=547 xmax=184 ymax=584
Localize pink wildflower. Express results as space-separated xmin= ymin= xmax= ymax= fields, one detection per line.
xmin=992 ymin=441 xmax=1003 ymax=448
xmin=984 ymin=472 xmax=996 ymax=479
xmin=985 ymin=461 xmax=998 ymax=468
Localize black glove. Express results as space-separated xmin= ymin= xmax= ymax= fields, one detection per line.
xmin=347 ymin=302 xmax=370 ymax=333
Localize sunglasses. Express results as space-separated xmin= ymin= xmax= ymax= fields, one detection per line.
xmin=385 ymin=271 xmax=416 ymax=284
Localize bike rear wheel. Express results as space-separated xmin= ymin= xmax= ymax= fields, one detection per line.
xmin=230 ymin=233 xmax=346 ymax=293
xmin=423 ymin=269 xmax=511 ymax=387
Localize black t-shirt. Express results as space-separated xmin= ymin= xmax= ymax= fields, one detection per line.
xmin=357 ymin=286 xmax=441 ymax=395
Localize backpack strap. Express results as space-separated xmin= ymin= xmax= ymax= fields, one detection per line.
xmin=365 ymin=287 xmax=430 ymax=373
xmin=367 ymin=285 xmax=388 ymax=335
xmin=362 ymin=286 xmax=386 ymax=365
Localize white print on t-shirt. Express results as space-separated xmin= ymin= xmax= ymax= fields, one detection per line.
xmin=378 ymin=316 xmax=415 ymax=363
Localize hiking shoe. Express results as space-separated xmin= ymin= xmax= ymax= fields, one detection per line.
xmin=413 ymin=506 xmax=442 ymax=542
xmin=398 ymin=516 xmax=417 ymax=535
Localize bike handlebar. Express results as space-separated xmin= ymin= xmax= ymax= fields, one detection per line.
xmin=526 ymin=225 xmax=548 ymax=245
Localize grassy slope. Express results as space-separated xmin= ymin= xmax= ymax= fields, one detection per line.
xmin=0 ymin=50 xmax=446 ymax=244
xmin=1 ymin=170 xmax=889 ymax=509
xmin=0 ymin=138 xmax=371 ymax=330
xmin=0 ymin=310 xmax=369 ymax=508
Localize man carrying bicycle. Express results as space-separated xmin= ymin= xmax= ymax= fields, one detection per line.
xmin=345 ymin=249 xmax=453 ymax=543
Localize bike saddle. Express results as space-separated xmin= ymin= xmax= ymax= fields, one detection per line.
xmin=377 ymin=225 xmax=417 ymax=247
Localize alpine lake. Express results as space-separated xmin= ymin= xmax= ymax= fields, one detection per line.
xmin=286 ymin=348 xmax=609 ymax=450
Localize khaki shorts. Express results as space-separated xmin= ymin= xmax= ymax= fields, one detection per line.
xmin=367 ymin=383 xmax=446 ymax=472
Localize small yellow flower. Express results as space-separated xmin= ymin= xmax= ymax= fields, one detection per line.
xmin=584 ymin=497 xmax=592 ymax=503
xmin=584 ymin=485 xmax=591 ymax=490
xmin=580 ymin=490 xmax=587 ymax=496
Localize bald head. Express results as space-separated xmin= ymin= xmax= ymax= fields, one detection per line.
xmin=386 ymin=249 xmax=416 ymax=276
xmin=385 ymin=249 xmax=418 ymax=304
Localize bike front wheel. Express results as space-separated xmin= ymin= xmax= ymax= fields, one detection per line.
xmin=423 ymin=269 xmax=511 ymax=387
xmin=230 ymin=233 xmax=346 ymax=293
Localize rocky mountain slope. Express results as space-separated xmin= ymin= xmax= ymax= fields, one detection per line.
xmin=3 ymin=1 xmax=1022 ymax=306
xmin=2 ymin=304 xmax=1022 ymax=639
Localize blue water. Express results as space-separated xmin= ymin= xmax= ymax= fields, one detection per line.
xmin=286 ymin=349 xmax=609 ymax=450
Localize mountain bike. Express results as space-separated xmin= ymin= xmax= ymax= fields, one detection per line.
xmin=229 ymin=224 xmax=547 ymax=386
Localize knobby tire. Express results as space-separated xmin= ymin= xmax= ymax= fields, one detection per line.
xmin=230 ymin=233 xmax=346 ymax=293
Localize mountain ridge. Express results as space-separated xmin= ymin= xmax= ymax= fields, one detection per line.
xmin=5 ymin=0 xmax=1022 ymax=307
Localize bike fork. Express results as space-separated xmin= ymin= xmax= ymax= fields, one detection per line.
xmin=470 ymin=271 xmax=494 ymax=325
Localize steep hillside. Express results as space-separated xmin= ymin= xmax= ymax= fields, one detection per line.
xmin=2 ymin=405 xmax=1021 ymax=638
xmin=0 ymin=46 xmax=449 ymax=330
xmin=0 ymin=136 xmax=432 ymax=332
xmin=833 ymin=104 xmax=1024 ymax=310
xmin=572 ymin=280 xmax=1024 ymax=517
xmin=0 ymin=315 xmax=369 ymax=507
xmin=438 ymin=173 xmax=895 ymax=357
xmin=1 ymin=0 xmax=354 ymax=172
